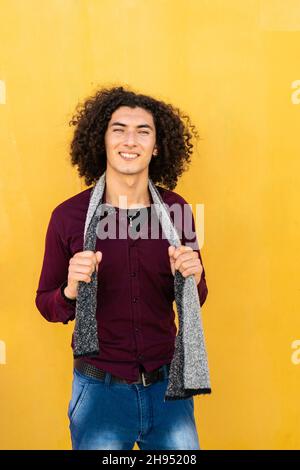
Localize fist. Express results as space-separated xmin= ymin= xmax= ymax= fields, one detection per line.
xmin=64 ymin=250 xmax=102 ymax=300
xmin=168 ymin=244 xmax=202 ymax=285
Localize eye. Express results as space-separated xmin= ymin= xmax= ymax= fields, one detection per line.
xmin=112 ymin=129 xmax=149 ymax=135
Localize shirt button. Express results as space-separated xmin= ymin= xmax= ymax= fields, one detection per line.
xmin=133 ymin=297 xmax=138 ymax=303
xmin=131 ymin=272 xmax=136 ymax=277
xmin=135 ymin=327 xmax=139 ymax=332
xmin=138 ymin=354 xmax=144 ymax=359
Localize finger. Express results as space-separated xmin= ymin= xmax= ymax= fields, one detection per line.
xmin=74 ymin=251 xmax=98 ymax=271
xmin=75 ymin=250 xmax=95 ymax=258
xmin=168 ymin=245 xmax=176 ymax=258
xmin=177 ymin=261 xmax=200 ymax=273
xmin=70 ymin=272 xmax=92 ymax=283
xmin=168 ymin=246 xmax=176 ymax=273
xmin=71 ymin=259 xmax=97 ymax=274
xmin=173 ymin=245 xmax=193 ymax=260
xmin=70 ymin=257 xmax=94 ymax=266
xmin=95 ymin=251 xmax=102 ymax=273
xmin=174 ymin=252 xmax=199 ymax=271
xmin=70 ymin=265 xmax=95 ymax=276
xmin=181 ymin=263 xmax=202 ymax=277
xmin=95 ymin=251 xmax=102 ymax=264
xmin=176 ymin=251 xmax=198 ymax=262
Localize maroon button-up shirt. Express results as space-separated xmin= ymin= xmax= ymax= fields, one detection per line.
xmin=35 ymin=183 xmax=208 ymax=382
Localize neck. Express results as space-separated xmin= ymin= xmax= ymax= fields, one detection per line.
xmin=104 ymin=170 xmax=151 ymax=209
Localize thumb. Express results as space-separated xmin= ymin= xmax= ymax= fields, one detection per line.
xmin=168 ymin=245 xmax=176 ymax=276
xmin=168 ymin=245 xmax=176 ymax=258
xmin=95 ymin=251 xmax=102 ymax=272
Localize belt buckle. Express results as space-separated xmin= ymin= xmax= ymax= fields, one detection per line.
xmin=141 ymin=371 xmax=151 ymax=387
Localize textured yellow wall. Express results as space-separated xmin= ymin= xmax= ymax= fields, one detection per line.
xmin=0 ymin=0 xmax=300 ymax=450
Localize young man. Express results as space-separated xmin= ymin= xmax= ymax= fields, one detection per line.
xmin=35 ymin=86 xmax=208 ymax=450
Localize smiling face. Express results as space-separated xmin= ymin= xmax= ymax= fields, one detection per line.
xmin=104 ymin=106 xmax=157 ymax=177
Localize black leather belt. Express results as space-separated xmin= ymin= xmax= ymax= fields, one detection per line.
xmin=74 ymin=358 xmax=171 ymax=387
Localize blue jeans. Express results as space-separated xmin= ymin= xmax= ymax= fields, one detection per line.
xmin=68 ymin=364 xmax=201 ymax=450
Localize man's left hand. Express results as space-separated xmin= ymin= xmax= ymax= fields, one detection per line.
xmin=168 ymin=244 xmax=203 ymax=285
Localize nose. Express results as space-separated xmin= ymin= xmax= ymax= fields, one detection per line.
xmin=123 ymin=131 xmax=138 ymax=147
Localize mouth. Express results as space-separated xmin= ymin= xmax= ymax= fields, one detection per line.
xmin=119 ymin=152 xmax=140 ymax=161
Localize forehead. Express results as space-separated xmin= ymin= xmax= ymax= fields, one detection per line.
xmin=109 ymin=106 xmax=154 ymax=125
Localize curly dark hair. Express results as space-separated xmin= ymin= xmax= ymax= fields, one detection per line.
xmin=68 ymin=85 xmax=200 ymax=190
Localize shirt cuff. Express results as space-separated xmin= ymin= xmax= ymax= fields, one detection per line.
xmin=59 ymin=280 xmax=77 ymax=304
xmin=54 ymin=281 xmax=77 ymax=324
xmin=196 ymin=273 xmax=208 ymax=307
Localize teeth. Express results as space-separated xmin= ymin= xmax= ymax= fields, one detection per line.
xmin=120 ymin=152 xmax=139 ymax=159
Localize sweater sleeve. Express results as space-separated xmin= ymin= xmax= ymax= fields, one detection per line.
xmin=35 ymin=209 xmax=76 ymax=324
xmin=180 ymin=202 xmax=208 ymax=307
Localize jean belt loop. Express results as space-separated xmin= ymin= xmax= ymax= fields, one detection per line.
xmin=162 ymin=364 xmax=169 ymax=380
xmin=104 ymin=370 xmax=112 ymax=386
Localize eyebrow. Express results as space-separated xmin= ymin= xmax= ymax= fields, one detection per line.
xmin=110 ymin=121 xmax=154 ymax=131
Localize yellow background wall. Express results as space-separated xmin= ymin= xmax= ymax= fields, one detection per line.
xmin=0 ymin=0 xmax=300 ymax=449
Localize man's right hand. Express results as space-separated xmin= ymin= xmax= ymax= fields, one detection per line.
xmin=64 ymin=250 xmax=102 ymax=300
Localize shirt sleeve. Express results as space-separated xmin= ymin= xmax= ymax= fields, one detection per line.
xmin=35 ymin=209 xmax=76 ymax=324
xmin=180 ymin=201 xmax=208 ymax=307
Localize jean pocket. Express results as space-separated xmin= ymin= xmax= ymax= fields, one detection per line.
xmin=68 ymin=371 xmax=90 ymax=423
